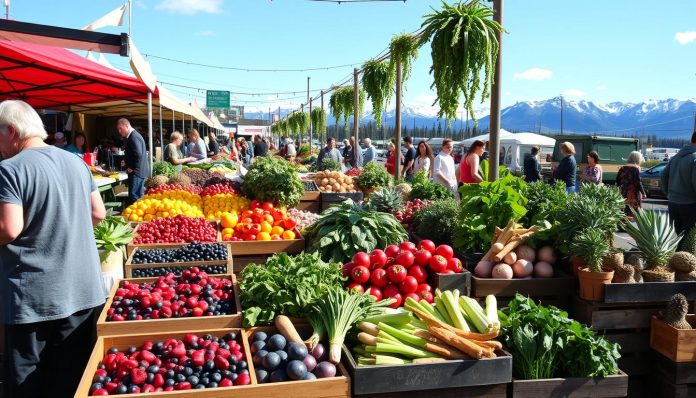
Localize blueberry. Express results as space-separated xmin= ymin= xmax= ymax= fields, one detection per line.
xmin=187 ymin=375 xmax=199 ymax=385
xmin=115 ymin=385 xmax=128 ymax=394
xmin=89 ymin=383 xmax=103 ymax=393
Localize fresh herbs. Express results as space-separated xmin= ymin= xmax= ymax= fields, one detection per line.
xmin=356 ymin=162 xmax=393 ymax=190
xmin=239 ymin=252 xmax=345 ymax=326
xmin=521 ymin=181 xmax=568 ymax=227
xmin=499 ymin=294 xmax=620 ymax=379
xmin=362 ymin=60 xmax=395 ymax=128
xmin=152 ymin=162 xmax=176 ymax=178
xmin=408 ymin=171 xmax=454 ymax=201
xmin=241 ymin=156 xmax=304 ymax=208
xmin=314 ymin=158 xmax=341 ymax=172
xmin=412 ymin=199 xmax=460 ymax=246
xmin=304 ymin=200 xmax=409 ymax=263
xmin=94 ymin=216 xmax=136 ymax=252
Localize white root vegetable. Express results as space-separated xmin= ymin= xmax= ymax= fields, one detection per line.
xmin=534 ymin=261 xmax=554 ymax=278
xmin=516 ymin=245 xmax=536 ymax=262
xmin=503 ymin=251 xmax=517 ymax=265
xmin=492 ymin=263 xmax=513 ymax=279
xmin=512 ymin=259 xmax=533 ymax=278
xmin=538 ymin=246 xmax=557 ymax=264
xmin=474 ymin=261 xmax=494 ymax=278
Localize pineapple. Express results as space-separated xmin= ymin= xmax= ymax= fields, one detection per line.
xmin=368 ymin=187 xmax=404 ymax=214
xmin=623 ymin=208 xmax=681 ymax=282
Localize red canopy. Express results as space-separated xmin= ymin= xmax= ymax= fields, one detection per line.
xmin=0 ymin=39 xmax=150 ymax=109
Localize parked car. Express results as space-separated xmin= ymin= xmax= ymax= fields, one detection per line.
xmin=640 ymin=161 xmax=668 ymax=198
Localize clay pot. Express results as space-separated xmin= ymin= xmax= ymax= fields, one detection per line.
xmin=570 ymin=256 xmax=586 ymax=276
xmin=578 ymin=267 xmax=614 ymax=301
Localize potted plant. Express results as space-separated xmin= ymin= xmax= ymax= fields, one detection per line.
xmin=94 ymin=216 xmax=136 ymax=293
xmin=356 ymin=162 xmax=392 ymax=198
xmin=623 ymin=208 xmax=681 ymax=282
xmin=571 ymin=229 xmax=614 ymax=301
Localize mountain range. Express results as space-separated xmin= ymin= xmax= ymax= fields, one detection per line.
xmin=243 ymin=97 xmax=696 ymax=139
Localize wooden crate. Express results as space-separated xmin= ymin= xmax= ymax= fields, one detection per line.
xmin=342 ymin=345 xmax=512 ymax=395
xmin=230 ymin=255 xmax=272 ymax=278
xmin=96 ymin=274 xmax=242 ymax=336
xmin=75 ymin=328 xmax=349 ymax=398
xmin=470 ymin=272 xmax=575 ymax=311
xmin=430 ymin=270 xmax=471 ymax=297
xmin=510 ymin=370 xmax=629 ymax=398
xmin=602 ymin=281 xmax=696 ymax=304
xmin=125 ymin=243 xmax=233 ymax=278
xmin=348 ymin=384 xmax=507 ymax=398
xmin=320 ymin=192 xmax=363 ymax=212
xmin=297 ymin=200 xmax=321 ymax=213
xmin=652 ymin=350 xmax=696 ymax=398
xmin=651 ymin=315 xmax=696 ymax=362
xmin=221 ymin=230 xmax=305 ymax=256
xmin=127 ymin=220 xmax=220 ymax=256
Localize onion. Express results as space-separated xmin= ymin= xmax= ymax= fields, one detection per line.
xmin=474 ymin=261 xmax=494 ymax=278
xmin=503 ymin=251 xmax=517 ymax=265
xmin=516 ymin=245 xmax=536 ymax=262
xmin=534 ymin=261 xmax=554 ymax=278
xmin=492 ymin=263 xmax=513 ymax=279
xmin=512 ymin=259 xmax=533 ymax=278
xmin=538 ymin=246 xmax=556 ymax=264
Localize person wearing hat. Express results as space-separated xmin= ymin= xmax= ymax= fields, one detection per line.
xmin=52 ymin=132 xmax=67 ymax=149
xmin=402 ymin=136 xmax=417 ymax=181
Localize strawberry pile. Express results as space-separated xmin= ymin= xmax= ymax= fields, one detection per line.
xmin=132 ymin=215 xmax=218 ymax=244
xmin=146 ymin=184 xmax=202 ymax=196
xmin=200 ymin=183 xmax=237 ymax=197
xmin=89 ymin=331 xmax=250 ymax=395
xmin=342 ymin=240 xmax=464 ymax=308
xmin=393 ymin=199 xmax=432 ymax=231
xmin=345 ymin=168 xmax=362 ymax=177
xmin=105 ymin=268 xmax=236 ymax=322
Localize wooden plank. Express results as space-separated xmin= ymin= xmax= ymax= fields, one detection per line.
xmin=654 ymin=372 xmax=696 ymax=398
xmin=650 ymin=315 xmax=696 ymax=362
xmin=603 ymin=332 xmax=650 ymax=354
xmin=96 ymin=274 xmax=242 ymax=336
xmin=652 ymin=349 xmax=696 ymax=385
xmin=297 ymin=201 xmax=321 ymax=213
xmin=603 ymin=281 xmax=696 ymax=303
xmin=351 ymin=383 xmax=507 ymax=398
xmin=232 ymin=255 xmax=271 ymax=276
xmin=431 ymin=271 xmax=471 ymax=297
xmin=125 ymin=243 xmax=233 ymax=272
xmin=222 ymin=230 xmax=305 ymax=256
xmin=470 ymin=273 xmax=575 ymax=298
xmin=511 ymin=370 xmax=629 ymax=398
xmin=570 ymin=296 xmax=663 ymax=330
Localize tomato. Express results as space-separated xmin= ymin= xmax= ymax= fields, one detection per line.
xmin=399 ymin=276 xmax=418 ymax=294
xmin=419 ymin=290 xmax=434 ymax=303
xmin=413 ymin=250 xmax=432 ymax=267
xmin=347 ymin=282 xmax=365 ymax=293
xmin=370 ymin=268 xmax=389 ymax=287
xmin=404 ymin=292 xmax=420 ymax=303
xmin=418 ymin=240 xmax=436 ymax=254
xmin=398 ymin=242 xmax=417 ymax=253
xmin=408 ymin=266 xmax=428 ymax=284
xmin=272 ymin=209 xmax=285 ymax=220
xmin=248 ymin=224 xmax=261 ymax=235
xmin=386 ymin=264 xmax=407 ymax=284
xmin=341 ymin=262 xmax=356 ymax=278
xmin=441 ymin=269 xmax=455 ymax=274
xmin=262 ymin=202 xmax=274 ymax=212
xmin=283 ymin=218 xmax=297 ymax=230
xmin=447 ymin=258 xmax=464 ymax=273
xmin=435 ymin=245 xmax=454 ymax=260
xmin=352 ymin=252 xmax=371 ymax=268
xmin=369 ymin=249 xmax=388 ymax=269
xmin=384 ymin=244 xmax=400 ymax=259
xmin=428 ymin=255 xmax=448 ymax=273
xmin=365 ymin=287 xmax=382 ymax=301
xmin=395 ymin=251 xmax=415 ymax=268
xmin=351 ymin=266 xmax=371 ymax=284
xmin=249 ymin=200 xmax=261 ymax=210
xmin=246 ymin=234 xmax=257 ymax=241
xmin=416 ymin=283 xmax=432 ymax=294
xmin=382 ymin=285 xmax=402 ymax=308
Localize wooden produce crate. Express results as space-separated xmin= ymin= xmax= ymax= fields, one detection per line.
xmin=342 ymin=345 xmax=512 ymax=396
xmin=220 ymin=230 xmax=305 ymax=256
xmin=469 ymin=272 xmax=575 ymax=311
xmin=602 ymin=281 xmax=696 ymax=304
xmin=652 ymin=349 xmax=696 ymax=398
xmin=650 ymin=315 xmax=696 ymax=362
xmin=96 ymin=274 xmax=242 ymax=336
xmin=320 ymin=192 xmax=363 ymax=212
xmin=510 ymin=370 xmax=629 ymax=398
xmin=430 ymin=270 xmax=471 ymax=297
xmin=125 ymin=243 xmax=233 ymax=278
xmin=243 ymin=325 xmax=351 ymax=398
xmin=127 ymin=220 xmax=220 ymax=256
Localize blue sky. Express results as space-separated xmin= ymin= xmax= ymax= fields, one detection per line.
xmin=10 ymin=0 xmax=696 ymax=116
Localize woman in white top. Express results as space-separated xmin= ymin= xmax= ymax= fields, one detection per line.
xmin=431 ymin=139 xmax=457 ymax=192
xmin=413 ymin=140 xmax=434 ymax=178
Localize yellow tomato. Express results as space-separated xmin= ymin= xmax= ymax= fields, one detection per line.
xmin=271 ymin=226 xmax=285 ymax=236
xmin=282 ymin=230 xmax=296 ymax=240
xmin=257 ymin=232 xmax=271 ymax=241
xmin=259 ymin=221 xmax=273 ymax=234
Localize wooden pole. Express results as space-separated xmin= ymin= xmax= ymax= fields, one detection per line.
xmin=309 ymin=97 xmax=313 ymax=152
xmin=147 ymin=90 xmax=153 ymax=173
xmin=320 ymin=90 xmax=325 ymax=150
xmin=158 ymin=102 xmax=164 ymax=161
xmin=488 ymin=0 xmax=503 ymax=181
xmin=394 ymin=59 xmax=402 ymax=180
xmin=353 ymin=68 xmax=360 ymax=168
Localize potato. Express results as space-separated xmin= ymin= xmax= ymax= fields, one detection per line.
xmin=333 ymin=182 xmax=341 ymax=191
xmin=321 ymin=178 xmax=329 ymax=186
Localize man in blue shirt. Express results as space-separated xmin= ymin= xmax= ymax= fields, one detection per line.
xmin=362 ymin=138 xmax=377 ymax=166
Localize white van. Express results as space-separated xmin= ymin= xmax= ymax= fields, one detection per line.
xmin=462 ymin=132 xmax=555 ymax=174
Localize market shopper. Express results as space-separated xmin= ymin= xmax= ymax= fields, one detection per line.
xmin=432 ymin=138 xmax=457 ymax=193
xmin=66 ymin=132 xmax=89 ymax=155
xmin=413 ymin=140 xmax=434 ymax=178
xmin=523 ymin=146 xmax=542 ymax=183
xmin=117 ymin=118 xmax=150 ymax=204
xmin=362 ymin=138 xmax=377 ymax=166
xmin=580 ymin=151 xmax=603 ymax=185
xmin=206 ymin=130 xmax=219 ymax=157
xmin=345 ymin=136 xmax=362 ymax=169
xmin=285 ymin=137 xmax=297 ymax=161
xmin=186 ymin=128 xmax=207 ymax=160
xmin=0 ymin=100 xmax=107 ymax=398
xmin=52 ymin=131 xmax=67 ymax=149
xmin=402 ymin=136 xmax=417 ymax=181
xmin=385 ymin=140 xmax=397 ymax=175
xmin=164 ymin=131 xmax=196 ymax=171
xmin=459 ymin=139 xmax=485 ymax=185
xmin=253 ymin=135 xmax=268 ymax=157
xmin=616 ymin=151 xmax=646 ymax=216
xmin=317 ymin=137 xmax=342 ymax=166
xmin=553 ymin=141 xmax=578 ymax=193
xmin=661 ymin=133 xmax=696 ymax=234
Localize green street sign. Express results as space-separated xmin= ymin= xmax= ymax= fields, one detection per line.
xmin=206 ymin=90 xmax=230 ymax=108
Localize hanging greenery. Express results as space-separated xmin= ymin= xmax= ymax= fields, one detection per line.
xmin=362 ymin=60 xmax=395 ymax=128
xmin=311 ymin=108 xmax=327 ymax=137
xmin=275 ymin=119 xmax=288 ymax=136
xmin=288 ymin=111 xmax=310 ymax=139
xmin=389 ymin=33 xmax=420 ymax=85
xmin=419 ymin=1 xmax=504 ymax=123
xmin=329 ymin=86 xmax=366 ymax=128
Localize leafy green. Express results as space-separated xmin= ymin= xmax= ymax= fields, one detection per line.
xmin=94 ymin=216 xmax=136 ymax=252
xmin=152 ymin=161 xmax=176 ymax=178
xmin=454 ymin=174 xmax=528 ymax=253
xmin=241 ymin=156 xmax=304 ymax=208
xmin=362 ymin=60 xmax=395 ymax=128
xmin=329 ymin=86 xmax=366 ymax=128
xmin=521 ymin=181 xmax=568 ymax=227
xmin=499 ymin=294 xmax=620 ymax=379
xmin=408 ymin=171 xmax=454 ymax=201
xmin=239 ymin=252 xmax=345 ymax=326
xmin=304 ymin=199 xmax=409 ymax=263
xmin=412 ymin=199 xmax=460 ymax=246
xmin=313 ymin=158 xmax=340 ymax=172
xmin=356 ymin=162 xmax=393 ymax=190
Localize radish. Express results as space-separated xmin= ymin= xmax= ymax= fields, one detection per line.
xmin=516 ymin=245 xmax=536 ymax=262
xmin=503 ymin=251 xmax=517 ymax=265
xmin=492 ymin=263 xmax=513 ymax=279
xmin=534 ymin=261 xmax=554 ymax=278
xmin=512 ymin=259 xmax=533 ymax=278
xmin=538 ymin=246 xmax=556 ymax=265
xmin=474 ymin=261 xmax=494 ymax=278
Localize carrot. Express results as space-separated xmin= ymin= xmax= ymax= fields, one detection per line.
xmin=410 ymin=307 xmax=499 ymax=341
xmin=422 ymin=341 xmax=469 ymax=360
xmin=427 ymin=325 xmax=485 ymax=359
xmin=274 ymin=315 xmax=304 ymax=345
xmin=473 ymin=340 xmax=503 ymax=350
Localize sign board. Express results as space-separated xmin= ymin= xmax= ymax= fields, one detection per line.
xmin=237 ymin=125 xmax=270 ymax=137
xmin=206 ymin=90 xmax=230 ymax=109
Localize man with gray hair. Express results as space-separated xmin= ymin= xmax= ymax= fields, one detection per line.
xmin=0 ymin=100 xmax=106 ymax=397
xmin=362 ymin=138 xmax=377 ymax=166
xmin=116 ymin=118 xmax=150 ymax=205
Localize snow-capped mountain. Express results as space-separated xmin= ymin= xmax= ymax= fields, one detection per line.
xmin=243 ymin=97 xmax=696 ymax=138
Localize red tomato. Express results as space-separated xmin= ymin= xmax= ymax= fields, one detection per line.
xmin=386 ymin=264 xmax=407 ymax=283
xmin=262 ymin=202 xmax=274 ymax=212
xmin=382 ymin=285 xmax=402 ymax=308
xmin=283 ymin=218 xmax=297 ymax=230
xmin=408 ymin=266 xmax=428 ymax=284
xmin=249 ymin=224 xmax=261 ymax=235
xmin=395 ymin=251 xmax=415 ymax=268
xmin=246 ymin=234 xmax=257 ymax=241
xmin=435 ymin=245 xmax=454 ymax=260
xmin=447 ymin=258 xmax=464 ymax=273
xmin=353 ymin=252 xmax=371 ymax=268
xmin=384 ymin=244 xmax=400 ymax=259
xmin=429 ymin=255 xmax=448 ymax=273
xmin=347 ymin=283 xmax=365 ymax=293
xmin=416 ymin=283 xmax=432 ymax=294
xmin=399 ymin=276 xmax=418 ymax=294
xmin=404 ymin=292 xmax=420 ymax=303
xmin=442 ymin=269 xmax=455 ymax=274
xmin=341 ymin=262 xmax=356 ymax=278
xmin=419 ymin=290 xmax=434 ymax=303
xmin=351 ymin=266 xmax=371 ymax=284
xmin=399 ymin=242 xmax=417 ymax=253
xmin=370 ymin=268 xmax=389 ymax=287
xmin=369 ymin=249 xmax=388 ymax=269
xmin=418 ymin=240 xmax=437 ymax=254
xmin=249 ymin=200 xmax=261 ymax=210
xmin=414 ymin=250 xmax=432 ymax=267
xmin=366 ymin=287 xmax=383 ymax=301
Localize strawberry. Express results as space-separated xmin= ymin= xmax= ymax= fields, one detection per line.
xmin=130 ymin=368 xmax=147 ymax=385
xmin=171 ymin=342 xmax=186 ymax=358
xmin=152 ymin=373 xmax=164 ymax=388
xmin=214 ymin=355 xmax=229 ymax=370
xmin=175 ymin=382 xmax=191 ymax=390
xmin=183 ymin=334 xmax=198 ymax=346
xmin=139 ymin=350 xmax=156 ymax=363
xmin=219 ymin=378 xmax=233 ymax=387
xmin=142 ymin=384 xmax=155 ymax=393
xmin=216 ymin=348 xmax=231 ymax=359
xmin=191 ymin=349 xmax=206 ymax=367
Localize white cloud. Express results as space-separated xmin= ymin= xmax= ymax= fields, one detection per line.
xmin=675 ymin=31 xmax=696 ymax=45
xmin=134 ymin=0 xmax=147 ymax=9
xmin=197 ymin=30 xmax=215 ymax=36
xmin=156 ymin=0 xmax=222 ymax=15
xmin=513 ymin=67 xmax=553 ymax=81
xmin=562 ymin=89 xmax=586 ymax=98
xmin=596 ymin=85 xmax=608 ymax=91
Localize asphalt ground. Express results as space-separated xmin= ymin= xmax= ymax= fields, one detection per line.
xmin=614 ymin=198 xmax=668 ymax=251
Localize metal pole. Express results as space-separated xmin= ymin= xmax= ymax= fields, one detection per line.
xmin=560 ymin=95 xmax=564 ymax=134
xmin=320 ymin=90 xmax=325 ymax=151
xmin=309 ymin=97 xmax=313 ymax=153
xmin=128 ymin=0 xmax=132 ymax=37
xmin=159 ymin=102 xmax=164 ymax=161
xmin=394 ymin=60 xmax=402 ymax=180
xmin=353 ymin=68 xmax=360 ymax=168
xmin=488 ymin=0 xmax=503 ymax=181
xmin=5 ymin=1 xmax=9 ymax=19
xmin=147 ymin=90 xmax=153 ymax=174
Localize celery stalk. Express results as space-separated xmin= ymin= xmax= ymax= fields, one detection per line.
xmin=434 ymin=297 xmax=454 ymax=325
xmin=378 ymin=322 xmax=429 ymax=347
xmin=485 ymin=295 xmax=500 ymax=331
xmin=373 ymin=354 xmax=411 ymax=365
xmin=362 ymin=311 xmax=412 ymax=326
xmin=459 ymin=296 xmax=492 ymax=333
xmin=443 ymin=290 xmax=470 ymax=332
xmin=365 ymin=343 xmax=438 ymax=358
xmin=377 ymin=331 xmax=402 ymax=345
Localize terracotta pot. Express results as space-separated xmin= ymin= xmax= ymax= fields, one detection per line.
xmin=578 ymin=268 xmax=614 ymax=301
xmin=570 ymin=256 xmax=586 ymax=276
